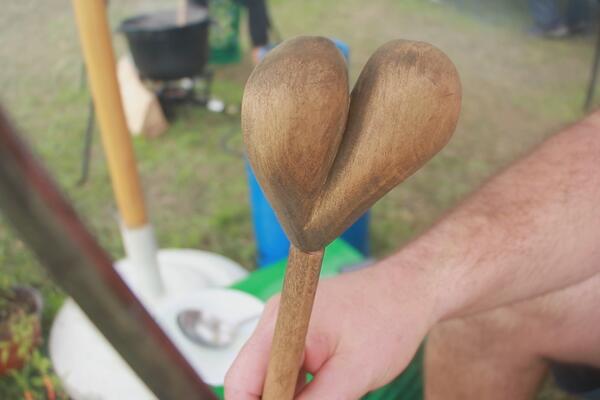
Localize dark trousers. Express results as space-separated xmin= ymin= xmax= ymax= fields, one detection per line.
xmin=191 ymin=0 xmax=271 ymax=47
xmin=529 ymin=0 xmax=591 ymax=29
xmin=550 ymin=362 xmax=600 ymax=399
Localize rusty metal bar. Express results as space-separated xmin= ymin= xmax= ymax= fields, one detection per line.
xmin=0 ymin=107 xmax=216 ymax=400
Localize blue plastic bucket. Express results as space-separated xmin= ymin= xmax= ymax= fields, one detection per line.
xmin=246 ymin=164 xmax=370 ymax=267
xmin=331 ymin=38 xmax=350 ymax=61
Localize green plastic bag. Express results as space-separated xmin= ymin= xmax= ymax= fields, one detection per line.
xmin=208 ymin=0 xmax=242 ymax=65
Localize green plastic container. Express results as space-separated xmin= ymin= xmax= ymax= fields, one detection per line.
xmin=213 ymin=239 xmax=423 ymax=399
xmin=208 ymin=0 xmax=242 ymax=65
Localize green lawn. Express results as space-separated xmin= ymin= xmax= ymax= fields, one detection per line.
xmin=0 ymin=0 xmax=592 ymax=398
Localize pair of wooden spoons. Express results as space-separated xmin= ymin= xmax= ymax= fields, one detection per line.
xmin=242 ymin=36 xmax=461 ymax=399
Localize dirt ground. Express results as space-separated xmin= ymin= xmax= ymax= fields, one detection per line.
xmin=0 ymin=0 xmax=594 ymax=398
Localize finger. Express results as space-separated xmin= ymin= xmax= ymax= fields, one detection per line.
xmin=294 ymin=369 xmax=308 ymax=397
xmin=296 ymin=331 xmax=336 ymax=396
xmin=224 ymin=305 xmax=277 ymax=399
xmin=303 ymin=329 xmax=336 ymax=374
xmin=297 ymin=354 xmax=373 ymax=400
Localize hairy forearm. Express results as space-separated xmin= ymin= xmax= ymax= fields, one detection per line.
xmin=382 ymin=111 xmax=600 ymax=321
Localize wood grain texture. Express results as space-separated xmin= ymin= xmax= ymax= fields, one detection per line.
xmin=242 ymin=36 xmax=350 ymax=249
xmin=72 ymin=0 xmax=148 ymax=228
xmin=242 ymin=36 xmax=461 ymax=399
xmin=307 ymin=39 xmax=462 ymax=248
xmin=262 ymin=245 xmax=324 ymax=400
xmin=243 ymin=38 xmax=461 ymax=251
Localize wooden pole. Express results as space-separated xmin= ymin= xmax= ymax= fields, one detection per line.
xmin=0 ymin=108 xmax=216 ymax=400
xmin=72 ymin=0 xmax=147 ymax=228
xmin=243 ymin=37 xmax=462 ymax=398
xmin=262 ymin=246 xmax=324 ymax=400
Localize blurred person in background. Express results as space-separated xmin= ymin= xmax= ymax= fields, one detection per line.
xmin=191 ymin=0 xmax=271 ymax=63
xmin=529 ymin=0 xmax=593 ymax=37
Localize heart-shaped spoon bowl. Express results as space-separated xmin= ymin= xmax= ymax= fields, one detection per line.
xmin=243 ymin=37 xmax=461 ymax=251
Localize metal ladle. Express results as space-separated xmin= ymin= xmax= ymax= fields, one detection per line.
xmin=177 ymin=309 xmax=261 ymax=348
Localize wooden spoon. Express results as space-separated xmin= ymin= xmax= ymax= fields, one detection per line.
xmin=242 ymin=36 xmax=461 ymax=399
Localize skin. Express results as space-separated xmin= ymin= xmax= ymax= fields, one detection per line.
xmin=225 ymin=110 xmax=600 ymax=399
xmin=251 ymin=47 xmax=265 ymax=65
xmin=426 ymin=273 xmax=600 ymax=399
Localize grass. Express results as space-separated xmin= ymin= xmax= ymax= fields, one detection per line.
xmin=0 ymin=0 xmax=593 ymax=398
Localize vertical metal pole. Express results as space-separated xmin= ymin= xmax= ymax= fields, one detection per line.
xmin=584 ymin=14 xmax=600 ymax=112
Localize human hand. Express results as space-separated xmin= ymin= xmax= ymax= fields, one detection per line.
xmin=225 ymin=259 xmax=439 ymax=399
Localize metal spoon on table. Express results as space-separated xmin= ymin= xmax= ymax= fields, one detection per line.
xmin=177 ymin=309 xmax=261 ymax=348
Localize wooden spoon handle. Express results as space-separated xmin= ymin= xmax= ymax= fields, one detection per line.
xmin=263 ymin=245 xmax=324 ymax=400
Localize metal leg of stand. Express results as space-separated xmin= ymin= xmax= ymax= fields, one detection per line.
xmin=77 ymin=100 xmax=95 ymax=186
xmin=189 ymin=70 xmax=213 ymax=106
xmin=584 ymin=16 xmax=600 ymax=111
xmin=80 ymin=63 xmax=87 ymax=91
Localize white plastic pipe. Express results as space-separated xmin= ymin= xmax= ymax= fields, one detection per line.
xmin=120 ymin=223 xmax=165 ymax=303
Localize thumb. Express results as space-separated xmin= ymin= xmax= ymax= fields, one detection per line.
xmin=297 ymin=354 xmax=374 ymax=400
xmin=224 ymin=301 xmax=278 ymax=399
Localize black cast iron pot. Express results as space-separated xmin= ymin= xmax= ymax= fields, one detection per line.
xmin=119 ymin=8 xmax=210 ymax=81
